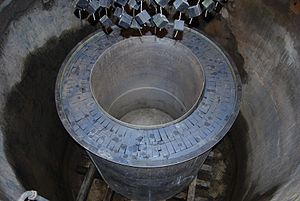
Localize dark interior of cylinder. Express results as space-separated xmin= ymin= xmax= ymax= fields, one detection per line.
xmin=91 ymin=37 xmax=204 ymax=127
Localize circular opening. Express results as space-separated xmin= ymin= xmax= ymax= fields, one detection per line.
xmin=91 ymin=36 xmax=204 ymax=128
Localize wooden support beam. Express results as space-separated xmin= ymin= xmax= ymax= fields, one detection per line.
xmin=187 ymin=177 xmax=197 ymax=201
xmin=76 ymin=163 xmax=96 ymax=201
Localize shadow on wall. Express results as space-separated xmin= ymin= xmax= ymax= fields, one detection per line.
xmin=227 ymin=113 xmax=249 ymax=201
xmin=2 ymin=26 xmax=96 ymax=201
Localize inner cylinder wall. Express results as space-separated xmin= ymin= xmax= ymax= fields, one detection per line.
xmin=91 ymin=38 xmax=204 ymax=126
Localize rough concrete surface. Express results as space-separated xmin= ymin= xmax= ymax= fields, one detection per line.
xmin=0 ymin=1 xmax=95 ymax=200
xmin=225 ymin=1 xmax=300 ymax=200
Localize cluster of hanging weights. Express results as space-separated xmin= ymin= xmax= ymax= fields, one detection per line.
xmin=74 ymin=0 xmax=227 ymax=39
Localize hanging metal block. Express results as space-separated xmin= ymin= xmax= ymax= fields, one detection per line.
xmin=100 ymin=15 xmax=113 ymax=28
xmin=85 ymin=0 xmax=101 ymax=14
xmin=130 ymin=18 xmax=142 ymax=29
xmin=188 ymin=5 xmax=202 ymax=18
xmin=119 ymin=12 xmax=133 ymax=28
xmin=86 ymin=6 xmax=96 ymax=14
xmin=202 ymin=0 xmax=214 ymax=11
xmin=152 ymin=13 xmax=169 ymax=28
xmin=76 ymin=0 xmax=89 ymax=9
xmin=174 ymin=19 xmax=184 ymax=31
xmin=99 ymin=0 xmax=112 ymax=8
xmin=154 ymin=0 xmax=169 ymax=8
xmin=136 ymin=10 xmax=151 ymax=25
xmin=115 ymin=0 xmax=128 ymax=6
xmin=173 ymin=0 xmax=189 ymax=12
xmin=90 ymin=0 xmax=101 ymax=10
xmin=128 ymin=0 xmax=140 ymax=10
xmin=146 ymin=19 xmax=155 ymax=27
xmin=113 ymin=7 xmax=123 ymax=18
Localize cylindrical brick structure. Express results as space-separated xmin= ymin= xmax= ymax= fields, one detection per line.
xmin=55 ymin=27 xmax=241 ymax=201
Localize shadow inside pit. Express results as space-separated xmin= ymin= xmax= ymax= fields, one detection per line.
xmin=2 ymin=26 xmax=96 ymax=201
xmin=227 ymin=113 xmax=250 ymax=201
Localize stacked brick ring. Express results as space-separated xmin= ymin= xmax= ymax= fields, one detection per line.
xmin=55 ymin=26 xmax=241 ymax=167
xmin=55 ymin=26 xmax=241 ymax=200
